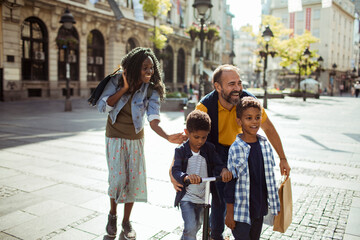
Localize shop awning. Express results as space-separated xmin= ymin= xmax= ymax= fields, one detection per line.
xmin=203 ymin=68 xmax=213 ymax=78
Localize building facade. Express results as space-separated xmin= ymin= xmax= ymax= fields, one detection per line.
xmin=233 ymin=25 xmax=258 ymax=88
xmin=269 ymin=0 xmax=356 ymax=95
xmin=0 ymin=0 xmax=195 ymax=101
xmin=0 ymin=0 xmax=235 ymax=102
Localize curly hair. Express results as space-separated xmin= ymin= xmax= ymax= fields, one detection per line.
xmin=119 ymin=47 xmax=165 ymax=100
xmin=236 ymin=96 xmax=262 ymax=118
xmin=186 ymin=110 xmax=211 ymax=133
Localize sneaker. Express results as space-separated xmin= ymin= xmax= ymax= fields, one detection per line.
xmin=121 ymin=221 xmax=136 ymax=240
xmin=106 ymin=214 xmax=117 ymax=237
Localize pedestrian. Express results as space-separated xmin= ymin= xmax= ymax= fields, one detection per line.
xmin=172 ymin=110 xmax=232 ymax=240
xmin=355 ymin=81 xmax=360 ymax=98
xmin=170 ymin=64 xmax=290 ymax=240
xmin=224 ymin=97 xmax=280 ymax=240
xmin=340 ymin=84 xmax=344 ymax=96
xmin=97 ymin=47 xmax=186 ymax=239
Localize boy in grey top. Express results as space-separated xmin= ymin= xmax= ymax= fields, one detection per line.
xmin=172 ymin=110 xmax=232 ymax=240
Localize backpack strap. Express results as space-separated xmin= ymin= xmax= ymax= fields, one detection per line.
xmin=147 ymin=84 xmax=154 ymax=100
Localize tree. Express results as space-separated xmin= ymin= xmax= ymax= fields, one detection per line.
xmin=243 ymin=15 xmax=320 ymax=90
xmin=277 ymin=31 xmax=320 ymax=89
xmin=140 ymin=0 xmax=173 ymax=50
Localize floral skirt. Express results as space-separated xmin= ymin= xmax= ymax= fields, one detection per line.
xmin=106 ymin=137 xmax=147 ymax=203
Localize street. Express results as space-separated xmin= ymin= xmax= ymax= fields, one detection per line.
xmin=0 ymin=96 xmax=359 ymax=240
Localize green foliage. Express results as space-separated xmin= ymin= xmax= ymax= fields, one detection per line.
xmin=149 ymin=25 xmax=174 ymax=50
xmin=140 ymin=0 xmax=173 ymax=50
xmin=278 ymin=30 xmax=320 ymax=76
xmin=165 ymin=91 xmax=187 ymax=98
xmin=184 ymin=23 xmax=220 ymax=41
xmin=246 ymin=15 xmax=320 ymax=89
xmin=140 ymin=0 xmax=171 ymax=17
xmin=55 ymin=35 xmax=78 ymax=48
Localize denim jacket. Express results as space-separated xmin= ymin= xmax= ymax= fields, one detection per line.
xmin=96 ymin=74 xmax=161 ymax=134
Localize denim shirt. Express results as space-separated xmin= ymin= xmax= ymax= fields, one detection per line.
xmin=96 ymin=74 xmax=161 ymax=134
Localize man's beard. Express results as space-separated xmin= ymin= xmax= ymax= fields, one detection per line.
xmin=221 ymin=89 xmax=243 ymax=105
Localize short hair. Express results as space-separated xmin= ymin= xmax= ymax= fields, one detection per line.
xmin=186 ymin=110 xmax=211 ymax=133
xmin=212 ymin=64 xmax=241 ymax=85
xmin=236 ymin=96 xmax=262 ymax=118
xmin=120 ymin=47 xmax=165 ymax=100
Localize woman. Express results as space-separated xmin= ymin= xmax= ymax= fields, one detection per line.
xmin=97 ymin=47 xmax=185 ymax=239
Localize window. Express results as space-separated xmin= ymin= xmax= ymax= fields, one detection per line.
xmin=312 ymin=28 xmax=320 ymax=37
xmin=126 ymin=38 xmax=137 ymax=53
xmin=163 ymin=46 xmax=174 ymax=83
xmin=21 ymin=17 xmax=48 ymax=81
xmin=313 ymin=9 xmax=320 ymax=19
xmin=296 ymin=11 xmax=304 ymax=21
xmin=177 ymin=48 xmax=185 ymax=83
xmin=126 ymin=0 xmax=133 ymax=9
xmin=282 ymin=13 xmax=288 ymax=24
xmin=57 ymin=26 xmax=79 ymax=81
xmin=87 ymin=30 xmax=105 ymax=81
xmin=167 ymin=9 xmax=173 ymax=24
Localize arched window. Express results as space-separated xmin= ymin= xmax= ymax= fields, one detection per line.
xmin=177 ymin=48 xmax=185 ymax=83
xmin=126 ymin=38 xmax=137 ymax=53
xmin=57 ymin=26 xmax=79 ymax=81
xmin=87 ymin=30 xmax=105 ymax=81
xmin=163 ymin=46 xmax=174 ymax=83
xmin=21 ymin=17 xmax=48 ymax=81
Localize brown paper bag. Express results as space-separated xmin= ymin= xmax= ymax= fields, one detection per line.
xmin=273 ymin=177 xmax=292 ymax=233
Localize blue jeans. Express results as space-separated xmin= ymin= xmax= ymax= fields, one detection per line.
xmin=231 ymin=217 xmax=264 ymax=240
xmin=180 ymin=201 xmax=204 ymax=240
xmin=210 ymin=145 xmax=229 ymax=240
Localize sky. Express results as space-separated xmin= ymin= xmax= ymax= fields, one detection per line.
xmin=226 ymin=0 xmax=262 ymax=33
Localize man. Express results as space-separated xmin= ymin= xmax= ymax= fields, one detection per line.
xmin=170 ymin=64 xmax=291 ymax=240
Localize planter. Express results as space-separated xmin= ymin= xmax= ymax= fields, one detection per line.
xmin=288 ymin=92 xmax=319 ymax=98
xmin=255 ymin=93 xmax=285 ymax=99
xmin=161 ymin=98 xmax=188 ymax=112
xmin=189 ymin=30 xmax=197 ymax=41
xmin=207 ymin=31 xmax=214 ymax=40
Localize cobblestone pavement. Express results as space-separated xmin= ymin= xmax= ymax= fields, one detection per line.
xmin=0 ymin=96 xmax=359 ymax=240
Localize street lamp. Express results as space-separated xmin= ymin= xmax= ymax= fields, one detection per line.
xmin=315 ymin=56 xmax=324 ymax=97
xmin=59 ymin=8 xmax=76 ymax=112
xmin=302 ymin=47 xmax=311 ymax=101
xmin=330 ymin=63 xmax=337 ymax=96
xmin=192 ymin=0 xmax=212 ymax=99
xmin=260 ymin=25 xmax=274 ymax=109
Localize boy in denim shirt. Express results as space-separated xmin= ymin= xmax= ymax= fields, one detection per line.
xmin=172 ymin=110 xmax=232 ymax=240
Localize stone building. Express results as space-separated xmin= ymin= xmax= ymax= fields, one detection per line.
xmin=233 ymin=25 xmax=258 ymax=87
xmin=0 ymin=0 xmax=195 ymax=101
xmin=269 ymin=0 xmax=356 ymax=95
xmin=0 ymin=0 xmax=236 ymax=102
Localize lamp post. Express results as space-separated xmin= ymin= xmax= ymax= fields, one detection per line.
xmin=302 ymin=47 xmax=311 ymax=101
xmin=59 ymin=8 xmax=76 ymax=112
xmin=260 ymin=26 xmax=274 ymax=109
xmin=316 ymin=56 xmax=323 ymax=96
xmin=330 ymin=63 xmax=337 ymax=96
xmin=192 ymin=0 xmax=212 ymax=100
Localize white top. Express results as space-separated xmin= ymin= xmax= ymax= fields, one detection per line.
xmin=182 ymin=151 xmax=208 ymax=204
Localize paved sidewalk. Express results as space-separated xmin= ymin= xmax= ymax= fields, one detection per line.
xmin=0 ymin=96 xmax=359 ymax=240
